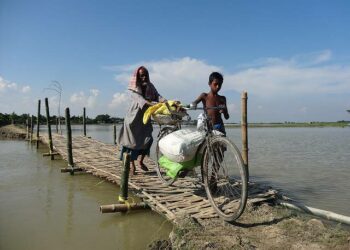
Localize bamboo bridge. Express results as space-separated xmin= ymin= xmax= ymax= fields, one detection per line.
xmin=40 ymin=133 xmax=277 ymax=225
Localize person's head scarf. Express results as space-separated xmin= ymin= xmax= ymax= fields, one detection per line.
xmin=127 ymin=66 xmax=160 ymax=101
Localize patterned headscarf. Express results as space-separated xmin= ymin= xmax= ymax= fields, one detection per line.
xmin=128 ymin=66 xmax=160 ymax=102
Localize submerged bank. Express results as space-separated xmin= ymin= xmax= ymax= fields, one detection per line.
xmin=0 ymin=124 xmax=26 ymax=139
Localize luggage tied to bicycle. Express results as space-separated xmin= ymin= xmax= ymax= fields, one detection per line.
xmin=143 ymin=100 xmax=187 ymax=125
xmin=158 ymin=129 xmax=205 ymax=178
xmin=158 ymin=155 xmax=202 ymax=179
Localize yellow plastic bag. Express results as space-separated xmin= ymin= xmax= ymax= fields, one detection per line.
xmin=143 ymin=100 xmax=179 ymax=124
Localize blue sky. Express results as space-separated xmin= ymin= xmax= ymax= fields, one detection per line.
xmin=1 ymin=0 xmax=349 ymax=122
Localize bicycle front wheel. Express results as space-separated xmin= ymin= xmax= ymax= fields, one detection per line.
xmin=155 ymin=127 xmax=177 ymax=186
xmin=203 ymin=136 xmax=248 ymax=221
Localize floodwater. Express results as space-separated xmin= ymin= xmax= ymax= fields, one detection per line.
xmin=1 ymin=125 xmax=350 ymax=249
xmin=72 ymin=124 xmax=350 ymax=216
xmin=244 ymin=127 xmax=350 ymax=217
xmin=0 ymin=140 xmax=172 ymax=250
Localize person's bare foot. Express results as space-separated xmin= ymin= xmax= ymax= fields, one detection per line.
xmin=138 ymin=162 xmax=149 ymax=172
xmin=130 ymin=162 xmax=136 ymax=176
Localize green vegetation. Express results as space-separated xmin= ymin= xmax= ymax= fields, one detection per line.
xmin=0 ymin=112 xmax=124 ymax=127
xmin=226 ymin=121 xmax=350 ymax=128
xmin=2 ymin=112 xmax=349 ymax=127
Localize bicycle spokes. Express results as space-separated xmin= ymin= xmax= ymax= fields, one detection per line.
xmin=204 ymin=136 xmax=247 ymax=221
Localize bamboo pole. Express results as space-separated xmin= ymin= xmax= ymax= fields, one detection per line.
xmin=26 ymin=117 xmax=29 ymax=140
xmin=45 ymin=98 xmax=54 ymax=160
xmin=113 ymin=124 xmax=117 ymax=145
xmin=56 ymin=117 xmax=59 ymax=134
xmin=83 ymin=107 xmax=86 ymax=137
xmin=277 ymin=199 xmax=350 ymax=225
xmin=100 ymin=202 xmax=149 ymax=213
xmin=36 ymin=99 xmax=41 ymax=148
xmin=60 ymin=107 xmax=82 ymax=175
xmin=66 ymin=107 xmax=74 ymax=169
xmin=30 ymin=115 xmax=34 ymax=142
xmin=119 ymin=153 xmax=131 ymax=201
xmin=241 ymin=91 xmax=249 ymax=181
xmin=100 ymin=152 xmax=150 ymax=214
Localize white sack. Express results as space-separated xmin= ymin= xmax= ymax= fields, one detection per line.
xmin=158 ymin=129 xmax=205 ymax=163
xmin=197 ymin=113 xmax=205 ymax=131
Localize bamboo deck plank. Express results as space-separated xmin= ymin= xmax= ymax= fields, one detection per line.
xmin=41 ymin=134 xmax=277 ymax=224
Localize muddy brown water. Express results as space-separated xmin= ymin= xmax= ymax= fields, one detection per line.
xmin=1 ymin=125 xmax=350 ymax=249
xmin=0 ymin=140 xmax=172 ymax=250
xmin=68 ymin=124 xmax=350 ymax=216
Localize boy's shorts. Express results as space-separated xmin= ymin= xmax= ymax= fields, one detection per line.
xmin=213 ymin=123 xmax=226 ymax=135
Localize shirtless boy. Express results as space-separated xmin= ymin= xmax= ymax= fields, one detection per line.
xmin=192 ymin=72 xmax=229 ymax=134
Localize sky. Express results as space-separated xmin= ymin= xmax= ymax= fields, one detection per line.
xmin=1 ymin=0 xmax=350 ymax=122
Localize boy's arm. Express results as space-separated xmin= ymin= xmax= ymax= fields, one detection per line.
xmin=221 ymin=96 xmax=229 ymax=120
xmin=192 ymin=93 xmax=206 ymax=108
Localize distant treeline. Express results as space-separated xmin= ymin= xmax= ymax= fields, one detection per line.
xmin=0 ymin=112 xmax=124 ymax=127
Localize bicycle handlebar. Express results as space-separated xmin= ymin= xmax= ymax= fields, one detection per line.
xmin=182 ymin=104 xmax=225 ymax=111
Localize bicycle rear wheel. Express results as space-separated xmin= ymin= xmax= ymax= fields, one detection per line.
xmin=155 ymin=127 xmax=177 ymax=186
xmin=203 ymin=136 xmax=248 ymax=221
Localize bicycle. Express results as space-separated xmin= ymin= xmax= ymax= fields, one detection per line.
xmin=154 ymin=104 xmax=248 ymax=222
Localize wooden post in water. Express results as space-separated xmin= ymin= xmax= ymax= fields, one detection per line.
xmin=44 ymin=98 xmax=55 ymax=160
xmin=61 ymin=107 xmax=83 ymax=175
xmin=83 ymin=107 xmax=86 ymax=136
xmin=56 ymin=117 xmax=59 ymax=134
xmin=119 ymin=153 xmax=131 ymax=202
xmin=66 ymin=107 xmax=74 ymax=172
xmin=100 ymin=152 xmax=149 ymax=213
xmin=113 ymin=124 xmax=117 ymax=145
xmin=30 ymin=115 xmax=34 ymax=142
xmin=100 ymin=203 xmax=149 ymax=213
xmin=36 ymin=99 xmax=41 ymax=148
xmin=26 ymin=117 xmax=29 ymax=140
xmin=241 ymin=91 xmax=249 ymax=181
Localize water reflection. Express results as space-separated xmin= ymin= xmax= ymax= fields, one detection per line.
xmin=0 ymin=141 xmax=172 ymax=250
xmin=60 ymin=124 xmax=350 ymax=216
xmin=45 ymin=163 xmax=54 ymax=218
xmin=65 ymin=178 xmax=75 ymax=237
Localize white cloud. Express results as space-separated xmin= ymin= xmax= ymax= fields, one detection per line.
xmin=292 ymin=50 xmax=332 ymax=65
xmin=0 ymin=76 xmax=31 ymax=94
xmin=2 ymin=50 xmax=349 ymax=122
xmin=108 ymin=92 xmax=129 ymax=117
xmin=109 ymin=92 xmax=129 ymax=108
xmin=70 ymin=91 xmax=85 ymax=103
xmin=7 ymin=82 xmax=18 ymax=90
xmin=111 ymin=52 xmax=350 ymax=103
xmin=113 ymin=57 xmax=221 ymax=104
xmin=110 ymin=51 xmax=350 ymax=121
xmin=224 ymin=50 xmax=350 ymax=97
xmin=70 ymin=89 xmax=100 ymax=109
xmin=21 ymin=86 xmax=31 ymax=93
xmin=0 ymin=76 xmax=34 ymax=113
xmin=90 ymin=89 xmax=99 ymax=96
xmin=0 ymin=80 xmax=6 ymax=92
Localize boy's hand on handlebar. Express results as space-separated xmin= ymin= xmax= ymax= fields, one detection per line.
xmin=190 ymin=103 xmax=197 ymax=109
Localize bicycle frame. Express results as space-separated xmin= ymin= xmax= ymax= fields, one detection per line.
xmin=158 ymin=105 xmax=224 ymax=179
xmin=156 ymin=104 xmax=248 ymax=221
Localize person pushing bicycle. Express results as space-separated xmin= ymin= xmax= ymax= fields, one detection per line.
xmin=155 ymin=71 xmax=248 ymax=221
xmin=191 ymin=72 xmax=229 ymax=135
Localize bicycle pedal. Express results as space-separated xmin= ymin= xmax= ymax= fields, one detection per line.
xmin=178 ymin=170 xmax=189 ymax=178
